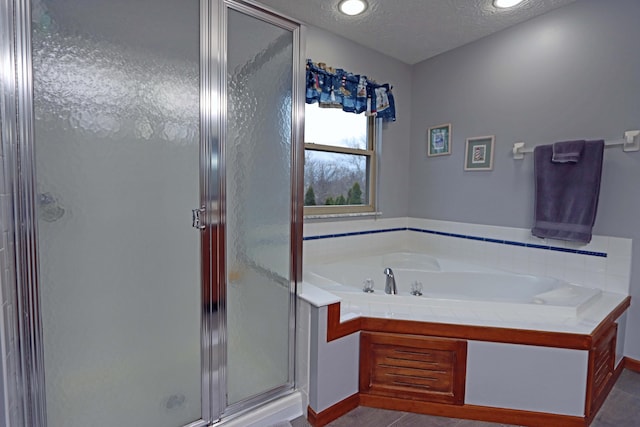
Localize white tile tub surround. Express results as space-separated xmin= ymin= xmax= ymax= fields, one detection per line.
xmin=303 ymin=217 xmax=632 ymax=296
xmin=303 ymin=217 xmax=410 ymax=265
xmin=301 ymin=218 xmax=632 ymax=340
xmin=407 ymin=218 xmax=632 ymax=296
xmin=295 ymin=299 xmax=312 ymax=413
xmin=333 ymin=287 xmax=625 ymax=335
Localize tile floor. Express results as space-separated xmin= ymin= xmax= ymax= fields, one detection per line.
xmin=291 ymin=369 xmax=640 ymax=427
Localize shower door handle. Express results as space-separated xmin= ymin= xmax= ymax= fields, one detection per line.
xmin=192 ymin=206 xmax=206 ymax=230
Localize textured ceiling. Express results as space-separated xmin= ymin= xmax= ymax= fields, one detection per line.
xmin=256 ymin=0 xmax=578 ymax=64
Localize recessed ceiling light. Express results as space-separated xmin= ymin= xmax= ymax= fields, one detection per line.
xmin=339 ymin=0 xmax=367 ymax=16
xmin=493 ymin=0 xmax=525 ymax=8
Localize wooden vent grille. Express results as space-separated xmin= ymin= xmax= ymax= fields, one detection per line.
xmin=360 ymin=332 xmax=467 ymax=405
xmin=586 ymin=323 xmax=617 ymax=418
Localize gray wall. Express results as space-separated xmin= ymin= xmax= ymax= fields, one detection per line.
xmin=409 ymin=0 xmax=640 ymax=358
xmin=306 ymin=26 xmax=412 ymax=219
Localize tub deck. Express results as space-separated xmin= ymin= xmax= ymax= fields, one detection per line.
xmin=301 ymin=252 xmax=629 ymax=335
xmin=300 ymin=252 xmax=632 ymax=427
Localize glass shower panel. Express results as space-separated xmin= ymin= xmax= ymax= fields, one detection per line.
xmin=225 ymin=9 xmax=293 ymax=405
xmin=31 ymin=1 xmax=203 ymax=426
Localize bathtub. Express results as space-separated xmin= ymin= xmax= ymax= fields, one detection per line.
xmin=304 ymin=252 xmax=603 ymax=320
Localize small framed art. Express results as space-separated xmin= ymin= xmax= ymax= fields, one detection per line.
xmin=464 ymin=135 xmax=495 ymax=171
xmin=427 ymin=123 xmax=451 ymax=157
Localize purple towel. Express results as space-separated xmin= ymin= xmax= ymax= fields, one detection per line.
xmin=552 ymin=140 xmax=585 ymax=163
xmin=532 ymin=140 xmax=604 ymax=243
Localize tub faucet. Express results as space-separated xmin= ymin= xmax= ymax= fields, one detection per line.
xmin=384 ymin=268 xmax=397 ymax=295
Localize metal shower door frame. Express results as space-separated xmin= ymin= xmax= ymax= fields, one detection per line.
xmin=0 ymin=0 xmax=47 ymax=425
xmin=210 ymin=0 xmax=304 ymax=420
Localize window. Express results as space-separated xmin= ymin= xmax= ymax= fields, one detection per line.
xmin=304 ymin=103 xmax=376 ymax=215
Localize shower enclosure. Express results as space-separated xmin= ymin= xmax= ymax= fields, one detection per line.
xmin=0 ymin=0 xmax=303 ymax=426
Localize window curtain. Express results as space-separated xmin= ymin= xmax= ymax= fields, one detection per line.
xmin=305 ymin=59 xmax=396 ymax=122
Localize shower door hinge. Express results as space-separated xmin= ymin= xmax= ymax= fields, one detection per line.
xmin=192 ymin=206 xmax=206 ymax=230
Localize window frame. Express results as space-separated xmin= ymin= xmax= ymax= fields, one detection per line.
xmin=303 ymin=109 xmax=377 ymax=216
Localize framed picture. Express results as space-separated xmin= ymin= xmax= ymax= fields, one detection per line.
xmin=427 ymin=123 xmax=451 ymax=157
xmin=464 ymin=135 xmax=495 ymax=171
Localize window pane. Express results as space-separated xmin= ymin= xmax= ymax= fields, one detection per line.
xmin=304 ymin=150 xmax=369 ymax=206
xmin=305 ymin=103 xmax=367 ymax=150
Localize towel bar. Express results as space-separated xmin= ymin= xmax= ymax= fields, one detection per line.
xmin=513 ymin=130 xmax=640 ymax=159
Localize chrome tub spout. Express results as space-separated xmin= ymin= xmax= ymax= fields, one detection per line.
xmin=384 ymin=267 xmax=397 ymax=295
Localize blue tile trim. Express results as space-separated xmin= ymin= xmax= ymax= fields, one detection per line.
xmin=302 ymin=227 xmax=405 ymax=241
xmin=304 ymin=226 xmax=607 ymax=258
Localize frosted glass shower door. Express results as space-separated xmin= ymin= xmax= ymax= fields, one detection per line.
xmin=32 ymin=1 xmax=205 ymax=426
xmin=225 ymin=7 xmax=296 ymax=406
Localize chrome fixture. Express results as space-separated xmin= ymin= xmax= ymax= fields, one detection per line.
xmin=191 ymin=205 xmax=206 ymax=230
xmin=362 ymin=278 xmax=374 ymax=293
xmin=410 ymin=280 xmax=423 ymax=296
xmin=383 ymin=267 xmax=397 ymax=295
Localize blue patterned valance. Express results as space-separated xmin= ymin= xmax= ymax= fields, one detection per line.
xmin=305 ymin=59 xmax=396 ymax=122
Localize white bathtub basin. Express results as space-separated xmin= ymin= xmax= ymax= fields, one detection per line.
xmin=304 ymin=252 xmax=602 ymax=320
